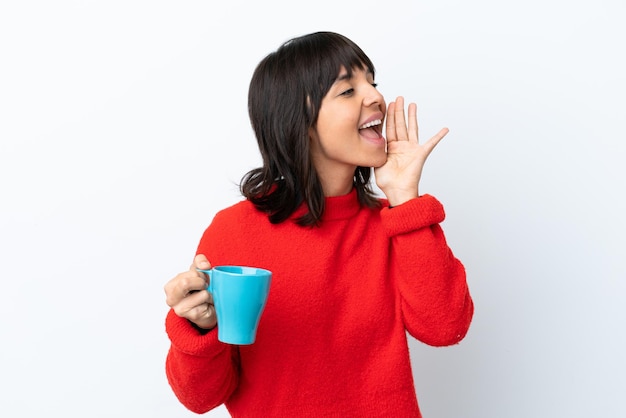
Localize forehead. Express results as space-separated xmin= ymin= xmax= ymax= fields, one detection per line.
xmin=335 ymin=65 xmax=374 ymax=81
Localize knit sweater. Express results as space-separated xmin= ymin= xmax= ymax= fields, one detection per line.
xmin=165 ymin=189 xmax=473 ymax=417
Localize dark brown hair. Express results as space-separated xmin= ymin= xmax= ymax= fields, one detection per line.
xmin=241 ymin=31 xmax=381 ymax=226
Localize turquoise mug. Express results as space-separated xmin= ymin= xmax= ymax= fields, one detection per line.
xmin=198 ymin=266 xmax=272 ymax=345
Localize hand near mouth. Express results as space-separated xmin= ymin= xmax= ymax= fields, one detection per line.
xmin=374 ymin=96 xmax=449 ymax=206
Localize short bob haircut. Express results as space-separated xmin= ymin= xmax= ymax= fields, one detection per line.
xmin=241 ymin=31 xmax=381 ymax=226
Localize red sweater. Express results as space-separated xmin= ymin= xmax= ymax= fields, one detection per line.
xmin=165 ymin=189 xmax=473 ymax=417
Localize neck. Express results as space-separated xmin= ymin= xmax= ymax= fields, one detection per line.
xmin=318 ymin=168 xmax=355 ymax=197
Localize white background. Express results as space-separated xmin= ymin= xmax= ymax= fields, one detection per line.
xmin=1 ymin=1 xmax=624 ymax=417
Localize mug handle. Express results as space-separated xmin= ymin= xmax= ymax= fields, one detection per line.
xmin=197 ymin=268 xmax=213 ymax=293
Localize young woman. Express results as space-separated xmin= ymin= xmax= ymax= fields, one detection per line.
xmin=164 ymin=31 xmax=473 ymax=417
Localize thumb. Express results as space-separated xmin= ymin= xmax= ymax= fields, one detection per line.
xmin=423 ymin=127 xmax=449 ymax=154
xmin=192 ymin=254 xmax=211 ymax=271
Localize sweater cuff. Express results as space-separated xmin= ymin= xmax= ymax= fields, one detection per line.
xmin=380 ymin=194 xmax=445 ymax=236
xmin=165 ymin=308 xmax=224 ymax=356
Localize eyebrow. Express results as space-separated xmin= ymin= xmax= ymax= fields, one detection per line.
xmin=335 ymin=69 xmax=374 ymax=82
xmin=336 ymin=73 xmax=351 ymax=82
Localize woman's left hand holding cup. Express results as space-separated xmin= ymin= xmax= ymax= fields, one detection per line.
xmin=164 ymin=254 xmax=217 ymax=330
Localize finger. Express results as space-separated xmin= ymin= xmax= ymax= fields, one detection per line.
xmin=385 ymin=101 xmax=397 ymax=141
xmin=164 ymin=270 xmax=208 ymax=307
xmin=191 ymin=254 xmax=211 ymax=271
xmin=423 ymin=127 xmax=450 ymax=155
xmin=407 ymin=102 xmax=418 ymax=143
xmin=198 ymin=303 xmax=216 ymax=324
xmin=185 ymin=299 xmax=215 ymax=326
xmin=189 ymin=303 xmax=216 ymax=329
xmin=393 ymin=96 xmax=409 ymax=140
xmin=174 ymin=291 xmax=213 ymax=321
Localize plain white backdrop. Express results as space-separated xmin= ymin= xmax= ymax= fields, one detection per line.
xmin=1 ymin=1 xmax=624 ymax=417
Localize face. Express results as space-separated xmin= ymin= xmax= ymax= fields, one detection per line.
xmin=309 ymin=66 xmax=387 ymax=181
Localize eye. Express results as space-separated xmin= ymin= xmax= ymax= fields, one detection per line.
xmin=371 ymin=83 xmax=378 ymax=88
xmin=339 ymin=88 xmax=354 ymax=97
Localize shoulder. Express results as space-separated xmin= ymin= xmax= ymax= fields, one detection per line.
xmin=211 ymin=198 xmax=265 ymax=225
xmin=215 ymin=198 xmax=256 ymax=216
xmin=199 ymin=199 xmax=269 ymax=252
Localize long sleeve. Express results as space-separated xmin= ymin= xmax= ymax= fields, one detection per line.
xmin=165 ymin=304 xmax=239 ymax=413
xmin=164 ymin=192 xmax=471 ymax=417
xmin=381 ymin=194 xmax=474 ymax=347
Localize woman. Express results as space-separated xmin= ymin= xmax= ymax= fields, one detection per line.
xmin=164 ymin=31 xmax=473 ymax=417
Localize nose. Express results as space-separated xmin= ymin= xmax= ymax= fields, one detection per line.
xmin=363 ymin=84 xmax=385 ymax=109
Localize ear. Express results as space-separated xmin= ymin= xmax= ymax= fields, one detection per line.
xmin=308 ymin=126 xmax=317 ymax=142
xmin=308 ymin=126 xmax=322 ymax=161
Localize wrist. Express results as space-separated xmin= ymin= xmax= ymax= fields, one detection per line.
xmin=384 ymin=189 xmax=419 ymax=207
xmin=189 ymin=320 xmax=215 ymax=335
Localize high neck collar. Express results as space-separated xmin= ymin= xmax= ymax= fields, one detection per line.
xmin=293 ymin=188 xmax=361 ymax=222
xmin=322 ymin=188 xmax=361 ymax=221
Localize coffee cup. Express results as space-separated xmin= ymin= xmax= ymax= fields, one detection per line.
xmin=198 ymin=266 xmax=272 ymax=345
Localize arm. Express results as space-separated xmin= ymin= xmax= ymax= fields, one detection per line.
xmin=381 ymin=195 xmax=474 ymax=346
xmin=165 ymin=310 xmax=239 ymax=413
xmin=375 ymin=96 xmax=473 ymax=344
xmin=164 ymin=249 xmax=240 ymax=412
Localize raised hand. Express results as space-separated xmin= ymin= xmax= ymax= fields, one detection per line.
xmin=374 ymin=96 xmax=449 ymax=206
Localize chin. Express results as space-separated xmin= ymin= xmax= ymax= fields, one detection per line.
xmin=368 ymin=159 xmax=387 ymax=169
xmin=371 ymin=152 xmax=388 ymax=168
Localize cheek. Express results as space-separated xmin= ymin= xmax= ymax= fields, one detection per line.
xmin=318 ymin=104 xmax=355 ymax=132
xmin=316 ymin=117 xmax=351 ymax=146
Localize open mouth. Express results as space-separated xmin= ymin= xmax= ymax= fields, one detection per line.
xmin=358 ymin=119 xmax=383 ymax=139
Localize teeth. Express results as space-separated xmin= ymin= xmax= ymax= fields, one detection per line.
xmin=359 ymin=119 xmax=382 ymax=130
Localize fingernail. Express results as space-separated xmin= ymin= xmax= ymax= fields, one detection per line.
xmin=198 ymin=261 xmax=210 ymax=269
